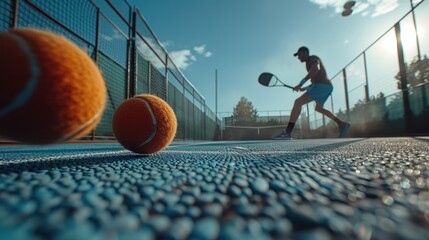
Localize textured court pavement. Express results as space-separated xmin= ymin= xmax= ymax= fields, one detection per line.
xmin=0 ymin=137 xmax=429 ymax=240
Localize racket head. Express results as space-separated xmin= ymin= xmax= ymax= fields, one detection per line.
xmin=258 ymin=72 xmax=293 ymax=89
xmin=258 ymin=72 xmax=276 ymax=87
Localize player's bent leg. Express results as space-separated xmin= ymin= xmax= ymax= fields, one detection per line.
xmin=290 ymin=94 xmax=313 ymax=123
xmin=315 ymin=103 xmax=350 ymax=138
xmin=315 ymin=103 xmax=341 ymax=125
xmin=273 ymin=94 xmax=313 ymax=140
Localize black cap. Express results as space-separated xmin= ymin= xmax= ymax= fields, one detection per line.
xmin=293 ymin=46 xmax=309 ymax=57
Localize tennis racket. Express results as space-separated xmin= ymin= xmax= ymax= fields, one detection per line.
xmin=258 ymin=72 xmax=293 ymax=89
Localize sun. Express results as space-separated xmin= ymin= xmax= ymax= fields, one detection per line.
xmin=399 ymin=23 xmax=419 ymax=51
xmin=381 ymin=23 xmax=419 ymax=55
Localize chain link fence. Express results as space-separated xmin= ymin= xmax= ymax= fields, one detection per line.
xmin=306 ymin=0 xmax=429 ymax=137
xmin=0 ymin=0 xmax=218 ymax=141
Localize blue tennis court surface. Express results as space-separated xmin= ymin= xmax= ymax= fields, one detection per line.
xmin=1 ymin=137 xmax=429 ymax=239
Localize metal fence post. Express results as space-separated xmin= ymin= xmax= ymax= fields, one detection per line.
xmin=363 ymin=52 xmax=370 ymax=103
xmin=12 ymin=0 xmax=19 ymax=29
xmin=128 ymin=9 xmax=137 ymax=98
xmin=164 ymin=55 xmax=169 ymax=101
xmin=410 ymin=0 xmax=421 ymax=61
xmin=193 ymin=94 xmax=196 ymax=139
xmin=395 ymin=23 xmax=412 ymax=133
xmin=362 ymin=52 xmax=370 ymax=131
xmin=203 ymin=101 xmax=206 ymax=140
xmin=90 ymin=7 xmax=101 ymax=141
xmin=182 ymin=84 xmax=186 ymax=140
xmin=148 ymin=63 xmax=152 ymax=94
xmin=342 ymin=69 xmax=350 ymax=121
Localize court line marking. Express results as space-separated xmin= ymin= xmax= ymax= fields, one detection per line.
xmin=0 ymin=150 xmax=130 ymax=166
xmin=162 ymin=150 xmax=344 ymax=155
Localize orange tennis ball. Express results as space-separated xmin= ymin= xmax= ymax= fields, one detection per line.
xmin=112 ymin=94 xmax=177 ymax=154
xmin=0 ymin=28 xmax=106 ymax=144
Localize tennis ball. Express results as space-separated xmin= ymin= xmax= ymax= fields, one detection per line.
xmin=0 ymin=28 xmax=106 ymax=144
xmin=112 ymin=94 xmax=177 ymax=154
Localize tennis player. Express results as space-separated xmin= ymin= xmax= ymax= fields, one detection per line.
xmin=273 ymin=46 xmax=350 ymax=139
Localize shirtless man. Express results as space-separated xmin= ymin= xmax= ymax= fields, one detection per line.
xmin=273 ymin=46 xmax=350 ymax=139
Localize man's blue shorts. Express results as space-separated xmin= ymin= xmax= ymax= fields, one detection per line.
xmin=306 ymin=83 xmax=333 ymax=105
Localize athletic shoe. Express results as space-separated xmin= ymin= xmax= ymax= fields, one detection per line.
xmin=272 ymin=130 xmax=292 ymax=140
xmin=339 ymin=122 xmax=350 ymax=138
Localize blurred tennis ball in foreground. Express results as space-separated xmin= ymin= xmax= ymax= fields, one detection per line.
xmin=0 ymin=28 xmax=106 ymax=144
xmin=112 ymin=94 xmax=177 ymax=154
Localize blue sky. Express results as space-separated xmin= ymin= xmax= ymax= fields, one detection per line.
xmin=129 ymin=0 xmax=422 ymax=115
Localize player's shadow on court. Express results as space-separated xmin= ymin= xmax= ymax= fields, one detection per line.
xmin=414 ymin=136 xmax=429 ymax=144
xmin=298 ymin=138 xmax=365 ymax=152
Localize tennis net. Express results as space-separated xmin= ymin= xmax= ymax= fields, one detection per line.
xmin=221 ymin=124 xmax=303 ymax=140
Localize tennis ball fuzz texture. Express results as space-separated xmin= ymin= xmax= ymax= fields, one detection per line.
xmin=112 ymin=94 xmax=177 ymax=154
xmin=0 ymin=29 xmax=106 ymax=144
